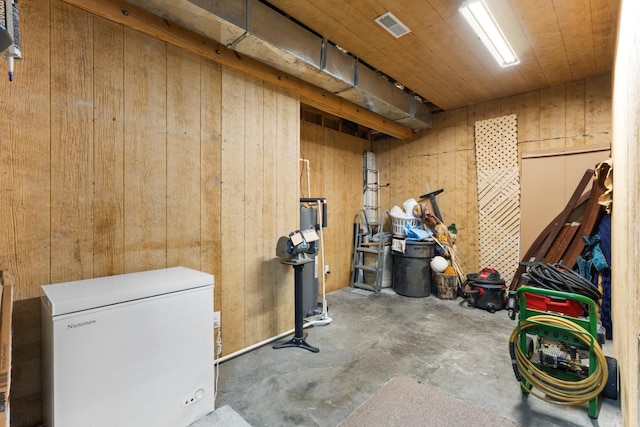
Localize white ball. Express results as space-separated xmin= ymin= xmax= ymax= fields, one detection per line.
xmin=430 ymin=256 xmax=448 ymax=273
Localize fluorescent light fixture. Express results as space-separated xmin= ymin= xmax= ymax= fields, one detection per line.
xmin=460 ymin=0 xmax=519 ymax=67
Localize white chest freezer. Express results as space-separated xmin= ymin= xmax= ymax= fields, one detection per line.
xmin=41 ymin=267 xmax=215 ymax=427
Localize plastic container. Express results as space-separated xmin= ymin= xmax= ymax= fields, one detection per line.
xmin=392 ymin=241 xmax=435 ymax=297
xmin=363 ymin=244 xmax=393 ymax=288
xmin=390 ymin=214 xmax=422 ymax=237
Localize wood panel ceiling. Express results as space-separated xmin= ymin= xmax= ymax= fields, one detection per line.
xmin=266 ymin=0 xmax=619 ymax=111
xmin=120 ymin=0 xmax=620 ymax=113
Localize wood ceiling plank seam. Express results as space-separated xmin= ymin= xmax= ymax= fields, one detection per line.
xmin=403 ymin=37 xmax=491 ymax=106
xmin=372 ymin=0 xmax=488 ymax=104
xmin=513 ymin=53 xmax=549 ymax=91
xmin=428 ymin=0 xmax=526 ymax=108
xmin=589 ymin=0 xmax=619 ymax=75
xmin=500 ymin=2 xmax=553 ymax=91
xmin=412 ymin=18 xmax=507 ymax=101
xmin=537 ymin=2 xmax=574 ymax=86
xmin=287 ymin=0 xmax=386 ymax=57
xmin=391 ymin=0 xmax=444 ymax=28
xmin=363 ymin=1 xmax=472 ymax=108
xmin=273 ymin=0 xmax=461 ymax=109
xmin=553 ymin=0 xmax=597 ymax=80
xmin=429 ymin=0 xmax=542 ymax=95
xmin=340 ymin=3 xmax=462 ymax=108
xmin=357 ymin=39 xmax=464 ymax=108
xmin=510 ymin=0 xmax=572 ymax=86
xmin=426 ymin=0 xmax=465 ymax=20
xmin=270 ymin=0 xmax=424 ymax=89
xmin=441 ymin=14 xmax=530 ymax=101
xmin=516 ymin=2 xmax=567 ymax=84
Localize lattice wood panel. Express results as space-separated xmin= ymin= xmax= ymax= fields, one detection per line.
xmin=474 ymin=114 xmax=520 ymax=281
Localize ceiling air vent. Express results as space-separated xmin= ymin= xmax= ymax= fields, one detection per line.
xmin=375 ymin=12 xmax=411 ymax=38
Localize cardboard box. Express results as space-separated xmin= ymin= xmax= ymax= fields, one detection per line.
xmin=0 ymin=271 xmax=14 ymax=427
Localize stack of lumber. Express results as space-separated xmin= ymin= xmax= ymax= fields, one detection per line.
xmin=0 ymin=271 xmax=13 ymax=427
xmin=509 ymin=164 xmax=610 ymax=291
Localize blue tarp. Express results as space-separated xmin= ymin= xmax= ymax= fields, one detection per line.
xmin=404 ymin=223 xmax=433 ymax=241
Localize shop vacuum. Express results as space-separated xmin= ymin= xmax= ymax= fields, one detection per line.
xmin=462 ymin=267 xmax=507 ymax=313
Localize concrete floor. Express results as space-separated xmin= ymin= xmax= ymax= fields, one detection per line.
xmin=214 ymin=287 xmax=622 ymax=427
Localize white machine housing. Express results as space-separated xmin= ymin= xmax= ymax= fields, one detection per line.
xmin=41 ymin=267 xmax=215 ymax=427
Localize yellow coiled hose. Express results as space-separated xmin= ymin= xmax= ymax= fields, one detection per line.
xmin=509 ymin=314 xmax=608 ymax=405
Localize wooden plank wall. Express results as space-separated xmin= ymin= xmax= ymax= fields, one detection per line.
xmin=300 ymin=122 xmax=370 ymax=293
xmin=612 ymin=0 xmax=640 ymax=424
xmin=374 ymin=74 xmax=612 ymax=276
xmin=0 ymin=2 xmax=298 ymax=424
xmin=219 ymin=69 xmax=299 ymax=353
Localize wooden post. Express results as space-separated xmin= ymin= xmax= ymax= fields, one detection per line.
xmin=612 ymin=0 xmax=640 ymax=425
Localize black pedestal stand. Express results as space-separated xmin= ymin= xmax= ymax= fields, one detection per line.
xmin=273 ymin=259 xmax=319 ymax=353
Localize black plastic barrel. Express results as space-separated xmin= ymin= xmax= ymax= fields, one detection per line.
xmin=393 ymin=240 xmax=436 ymax=297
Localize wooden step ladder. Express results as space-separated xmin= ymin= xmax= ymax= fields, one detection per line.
xmin=350 ymin=209 xmax=391 ymax=293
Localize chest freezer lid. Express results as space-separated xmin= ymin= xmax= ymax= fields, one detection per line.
xmin=41 ymin=267 xmax=214 ymax=316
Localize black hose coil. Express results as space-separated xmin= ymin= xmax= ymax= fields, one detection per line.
xmin=522 ymin=262 xmax=601 ymax=301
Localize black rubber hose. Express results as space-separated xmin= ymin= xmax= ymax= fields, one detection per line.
xmin=523 ymin=261 xmax=601 ymax=301
xmin=509 ymin=341 xmax=522 ymax=381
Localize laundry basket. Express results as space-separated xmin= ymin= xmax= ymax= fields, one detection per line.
xmin=390 ymin=214 xmax=422 ymax=237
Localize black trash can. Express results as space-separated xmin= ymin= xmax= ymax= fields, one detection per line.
xmin=393 ymin=240 xmax=436 ymax=297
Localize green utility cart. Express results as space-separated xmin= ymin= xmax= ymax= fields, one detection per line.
xmin=509 ymin=285 xmax=617 ymax=419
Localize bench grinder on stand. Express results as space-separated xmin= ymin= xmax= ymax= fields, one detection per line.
xmin=272 ymin=197 xmax=328 ymax=353
xmin=274 ymin=228 xmax=321 ymax=353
